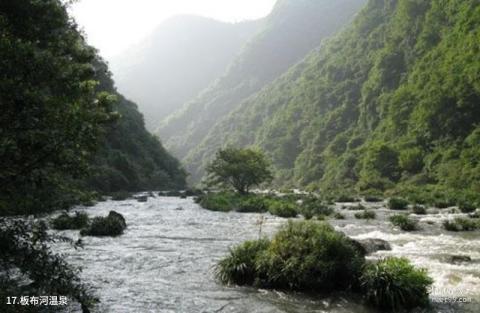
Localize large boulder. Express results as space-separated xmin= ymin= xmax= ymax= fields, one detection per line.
xmin=350 ymin=238 xmax=391 ymax=255
xmin=80 ymin=211 xmax=126 ymax=237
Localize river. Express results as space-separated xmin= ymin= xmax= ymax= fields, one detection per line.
xmin=53 ymin=195 xmax=480 ymax=312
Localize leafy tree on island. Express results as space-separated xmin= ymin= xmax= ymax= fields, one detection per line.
xmin=205 ymin=148 xmax=273 ymax=194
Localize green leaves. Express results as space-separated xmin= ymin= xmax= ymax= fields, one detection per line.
xmin=206 ymin=148 xmax=273 ymax=194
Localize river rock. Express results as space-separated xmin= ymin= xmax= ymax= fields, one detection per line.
xmin=135 ymin=195 xmax=148 ymax=202
xmin=447 ymin=255 xmax=471 ymax=264
xmin=354 ymin=238 xmax=392 ymax=255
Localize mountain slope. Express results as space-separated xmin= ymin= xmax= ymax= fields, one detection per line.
xmin=111 ymin=15 xmax=261 ymax=130
xmin=158 ymin=0 xmax=367 ymax=166
xmin=86 ymin=60 xmax=187 ymax=193
xmin=192 ymin=0 xmax=480 ymax=196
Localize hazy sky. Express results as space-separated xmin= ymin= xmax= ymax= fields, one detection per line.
xmin=70 ymin=0 xmax=276 ymax=59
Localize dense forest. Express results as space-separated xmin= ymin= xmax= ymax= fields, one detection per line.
xmin=157 ymin=0 xmax=366 ymax=163
xmin=0 ymin=0 xmax=185 ymax=216
xmin=111 ymin=16 xmax=261 ymax=130
xmin=165 ymin=0 xmax=480 ymax=203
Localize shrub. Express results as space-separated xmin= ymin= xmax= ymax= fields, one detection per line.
xmin=197 ymin=192 xmax=235 ymax=212
xmin=300 ymin=198 xmax=333 ymax=219
xmin=389 ymin=214 xmax=417 ymax=231
xmin=361 ymin=257 xmax=432 ymax=311
xmin=255 ymin=221 xmax=364 ymax=291
xmin=215 ymin=238 xmax=270 ymax=286
xmin=237 ymin=196 xmax=267 ymax=213
xmin=334 ymin=212 xmax=345 ymax=219
xmin=51 ymin=212 xmax=90 ymax=230
xmin=412 ymin=204 xmax=427 ymax=215
xmin=216 ymin=221 xmax=365 ymax=292
xmin=443 ymin=218 xmax=478 ymax=232
xmin=364 ymin=195 xmax=383 ymax=202
xmin=355 ymin=210 xmax=376 ymax=220
xmin=388 ymin=198 xmax=409 ymax=210
xmin=80 ymin=211 xmax=126 ymax=237
xmin=458 ymin=202 xmax=477 ymax=213
xmin=267 ymin=201 xmax=298 ymax=218
xmin=433 ymin=198 xmax=454 ymax=209
xmin=336 ymin=194 xmax=358 ymax=202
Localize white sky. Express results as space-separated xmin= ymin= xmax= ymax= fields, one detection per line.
xmin=70 ymin=0 xmax=276 ymax=59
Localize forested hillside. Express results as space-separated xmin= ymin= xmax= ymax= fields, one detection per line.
xmin=191 ymin=0 xmax=480 ymax=198
xmin=0 ymin=0 xmax=185 ymax=215
xmin=158 ymin=0 xmax=366 ymax=162
xmin=111 ymin=16 xmax=261 ymax=130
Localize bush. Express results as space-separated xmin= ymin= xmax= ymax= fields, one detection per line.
xmin=355 ymin=210 xmax=376 ymax=220
xmin=336 ymin=194 xmax=358 ymax=202
xmin=334 ymin=212 xmax=345 ymax=219
xmin=300 ymin=198 xmax=333 ymax=219
xmin=361 ymin=257 xmax=432 ymax=311
xmin=389 ymin=214 xmax=417 ymax=231
xmin=237 ymin=196 xmax=268 ymax=213
xmin=443 ymin=218 xmax=479 ymax=232
xmin=458 ymin=202 xmax=477 ymax=213
xmin=216 ymin=221 xmax=365 ymax=291
xmin=197 ymin=192 xmax=235 ymax=212
xmin=80 ymin=211 xmax=126 ymax=237
xmin=412 ymin=204 xmax=427 ymax=215
xmin=215 ymin=238 xmax=270 ymax=286
xmin=364 ymin=195 xmax=383 ymax=202
xmin=267 ymin=201 xmax=298 ymax=218
xmin=51 ymin=212 xmax=90 ymax=230
xmin=388 ymin=198 xmax=409 ymax=210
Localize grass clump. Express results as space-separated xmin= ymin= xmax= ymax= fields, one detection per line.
xmin=80 ymin=211 xmax=126 ymax=237
xmin=300 ymin=198 xmax=333 ymax=219
xmin=347 ymin=204 xmax=366 ymax=211
xmin=412 ymin=204 xmax=427 ymax=215
xmin=196 ymin=192 xmax=237 ymax=212
xmin=51 ymin=211 xmax=89 ymax=230
xmin=335 ymin=194 xmax=358 ymax=203
xmin=216 ymin=220 xmax=364 ymax=291
xmin=333 ymin=212 xmax=346 ymax=219
xmin=443 ymin=218 xmax=479 ymax=232
xmin=267 ymin=201 xmax=298 ymax=218
xmin=388 ymin=198 xmax=409 ymax=210
xmin=360 ymin=257 xmax=433 ymax=311
xmin=215 ymin=238 xmax=270 ymax=286
xmin=389 ymin=214 xmax=418 ymax=231
xmin=354 ymin=210 xmax=376 ymax=220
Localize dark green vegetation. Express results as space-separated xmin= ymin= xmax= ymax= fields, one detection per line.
xmin=360 ymin=257 xmax=432 ymax=311
xmin=216 ymin=221 xmax=364 ymax=290
xmin=388 ymin=198 xmax=409 ymax=210
xmin=412 ymin=204 xmax=427 ymax=215
xmin=80 ymin=211 xmax=127 ymax=237
xmin=354 ymin=210 xmax=376 ymax=220
xmin=158 ymin=0 xmax=367 ymax=182
xmin=216 ymin=220 xmax=432 ymax=311
xmin=0 ymin=219 xmax=95 ymax=312
xmin=0 ymin=0 xmax=186 ymax=216
xmin=443 ymin=218 xmax=479 ymax=232
xmin=205 ymin=148 xmax=273 ymax=194
xmin=196 ymin=192 xmax=338 ymax=220
xmin=390 ymin=214 xmax=418 ymax=231
xmin=52 ymin=212 xmax=90 ymax=230
xmin=112 ymin=16 xmax=261 ymax=130
xmin=173 ymin=0 xmax=480 ymax=205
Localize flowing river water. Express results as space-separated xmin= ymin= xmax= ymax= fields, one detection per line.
xmin=52 ymin=195 xmax=480 ymax=313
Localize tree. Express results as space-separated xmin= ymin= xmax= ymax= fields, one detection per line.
xmin=206 ymin=148 xmax=273 ymax=194
xmin=0 ymin=0 xmax=114 ymax=215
